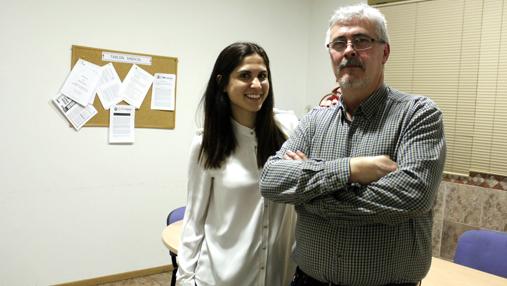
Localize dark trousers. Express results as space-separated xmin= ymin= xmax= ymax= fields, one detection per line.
xmin=291 ymin=267 xmax=420 ymax=286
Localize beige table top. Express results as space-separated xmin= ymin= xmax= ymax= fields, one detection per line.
xmin=161 ymin=222 xmax=506 ymax=285
xmin=162 ymin=220 xmax=183 ymax=253
xmin=423 ymin=257 xmax=507 ymax=286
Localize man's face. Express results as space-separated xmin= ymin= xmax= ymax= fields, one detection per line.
xmin=328 ymin=19 xmax=389 ymax=90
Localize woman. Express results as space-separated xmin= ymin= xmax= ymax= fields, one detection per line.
xmin=177 ymin=42 xmax=298 ymax=286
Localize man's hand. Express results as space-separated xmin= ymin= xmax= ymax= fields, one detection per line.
xmin=284 ymin=150 xmax=308 ymax=161
xmin=349 ymin=155 xmax=397 ymax=185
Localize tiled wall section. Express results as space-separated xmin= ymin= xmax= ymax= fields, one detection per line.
xmin=432 ymin=173 xmax=507 ymax=260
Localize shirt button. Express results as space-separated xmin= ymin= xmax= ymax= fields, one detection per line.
xmin=263 ymin=225 xmax=268 ymax=229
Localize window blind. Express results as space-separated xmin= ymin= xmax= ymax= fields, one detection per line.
xmin=377 ymin=0 xmax=507 ymax=176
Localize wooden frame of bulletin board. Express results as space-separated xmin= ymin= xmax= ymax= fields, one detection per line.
xmin=71 ymin=45 xmax=178 ymax=129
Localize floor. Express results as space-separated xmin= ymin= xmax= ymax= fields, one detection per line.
xmin=97 ymin=271 xmax=172 ymax=286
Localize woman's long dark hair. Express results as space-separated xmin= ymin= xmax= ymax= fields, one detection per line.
xmin=199 ymin=42 xmax=286 ymax=169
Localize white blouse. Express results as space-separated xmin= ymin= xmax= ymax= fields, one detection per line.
xmin=176 ymin=109 xmax=299 ymax=286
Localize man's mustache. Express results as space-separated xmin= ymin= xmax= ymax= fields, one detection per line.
xmin=339 ymin=58 xmax=364 ymax=70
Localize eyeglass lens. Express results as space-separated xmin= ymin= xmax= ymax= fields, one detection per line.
xmin=329 ymin=36 xmax=376 ymax=52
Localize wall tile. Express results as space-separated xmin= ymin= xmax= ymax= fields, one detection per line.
xmin=433 ymin=183 xmax=446 ymax=221
xmin=440 ymin=220 xmax=478 ymax=260
xmin=444 ymin=183 xmax=483 ymax=226
xmin=433 ymin=178 xmax=507 ymax=260
xmin=431 ymin=183 xmax=446 ymax=256
xmin=482 ymin=188 xmax=507 ymax=231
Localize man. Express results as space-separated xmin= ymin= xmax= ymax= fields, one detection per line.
xmin=260 ymin=3 xmax=446 ymax=286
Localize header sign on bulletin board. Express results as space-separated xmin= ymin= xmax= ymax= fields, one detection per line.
xmin=71 ymin=45 xmax=178 ymax=129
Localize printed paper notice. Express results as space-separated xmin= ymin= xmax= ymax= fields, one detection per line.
xmin=102 ymin=51 xmax=152 ymax=65
xmin=53 ymin=94 xmax=97 ymax=130
xmin=60 ymin=59 xmax=103 ymax=106
xmin=151 ymin=73 xmax=176 ymax=111
xmin=109 ymin=105 xmax=135 ymax=144
xmin=96 ymin=63 xmax=122 ymax=110
xmin=120 ymin=64 xmax=154 ymax=109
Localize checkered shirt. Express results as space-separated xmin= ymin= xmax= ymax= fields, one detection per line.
xmin=260 ymin=85 xmax=446 ymax=286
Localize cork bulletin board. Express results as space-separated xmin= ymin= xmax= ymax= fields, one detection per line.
xmin=71 ymin=45 xmax=178 ymax=129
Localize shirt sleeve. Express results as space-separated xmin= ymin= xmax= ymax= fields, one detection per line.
xmin=304 ymin=98 xmax=446 ymax=225
xmin=176 ymin=132 xmax=213 ymax=286
xmin=260 ymin=108 xmax=351 ymax=205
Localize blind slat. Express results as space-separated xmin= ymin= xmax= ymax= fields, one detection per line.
xmin=379 ymin=0 xmax=507 ymax=176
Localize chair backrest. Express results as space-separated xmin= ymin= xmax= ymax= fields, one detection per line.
xmin=454 ymin=229 xmax=507 ymax=278
xmin=166 ymin=206 xmax=186 ymax=226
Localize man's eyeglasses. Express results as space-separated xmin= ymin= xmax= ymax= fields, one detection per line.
xmin=326 ymin=36 xmax=385 ymax=52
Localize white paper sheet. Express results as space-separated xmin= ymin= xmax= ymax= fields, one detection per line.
xmin=96 ymin=63 xmax=122 ymax=110
xmin=60 ymin=59 xmax=103 ymax=106
xmin=120 ymin=64 xmax=154 ymax=108
xmin=109 ymin=104 xmax=135 ymax=144
xmin=53 ymin=93 xmax=97 ymax=130
xmin=151 ymin=73 xmax=176 ymax=111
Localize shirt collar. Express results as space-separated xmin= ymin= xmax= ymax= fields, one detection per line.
xmin=360 ymin=84 xmax=388 ymax=119
xmin=341 ymin=84 xmax=388 ymax=120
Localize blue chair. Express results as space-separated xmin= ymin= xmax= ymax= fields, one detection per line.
xmin=454 ymin=229 xmax=507 ymax=278
xmin=166 ymin=206 xmax=186 ymax=286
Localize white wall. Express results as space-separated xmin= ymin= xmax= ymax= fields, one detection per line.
xmin=0 ymin=0 xmax=360 ymax=285
xmin=305 ymin=0 xmax=365 ymax=108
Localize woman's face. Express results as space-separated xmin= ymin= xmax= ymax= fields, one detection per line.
xmin=225 ymin=53 xmax=269 ymax=126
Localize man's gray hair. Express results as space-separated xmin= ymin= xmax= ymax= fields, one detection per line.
xmin=325 ymin=3 xmax=390 ymax=47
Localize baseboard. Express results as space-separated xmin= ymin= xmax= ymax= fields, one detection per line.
xmin=53 ymin=264 xmax=173 ymax=286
